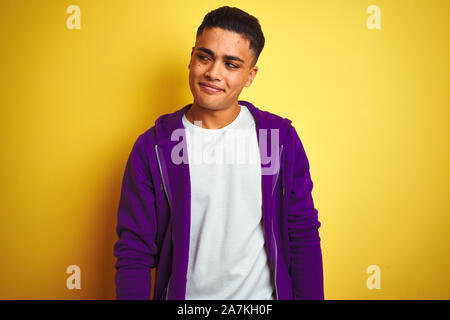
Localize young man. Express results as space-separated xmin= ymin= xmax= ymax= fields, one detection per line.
xmin=113 ymin=6 xmax=324 ymax=300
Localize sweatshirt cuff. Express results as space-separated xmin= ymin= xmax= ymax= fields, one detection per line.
xmin=115 ymin=266 xmax=151 ymax=300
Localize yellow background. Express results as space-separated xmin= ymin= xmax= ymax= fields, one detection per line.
xmin=0 ymin=0 xmax=449 ymax=299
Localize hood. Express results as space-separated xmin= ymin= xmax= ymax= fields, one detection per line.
xmin=154 ymin=100 xmax=292 ymax=146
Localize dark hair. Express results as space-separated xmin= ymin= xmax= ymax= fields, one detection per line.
xmin=196 ymin=6 xmax=265 ymax=66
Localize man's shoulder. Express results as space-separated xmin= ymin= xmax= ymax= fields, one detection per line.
xmin=132 ymin=124 xmax=159 ymax=152
xmin=257 ymin=106 xmax=292 ymax=127
xmin=138 ymin=105 xmax=189 ymax=145
xmin=249 ymin=104 xmax=296 ymax=144
xmin=135 ymin=103 xmax=298 ymax=145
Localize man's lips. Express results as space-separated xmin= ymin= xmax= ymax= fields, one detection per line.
xmin=199 ymin=82 xmax=224 ymax=92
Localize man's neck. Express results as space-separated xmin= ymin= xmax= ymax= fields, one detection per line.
xmin=185 ymin=101 xmax=241 ymax=129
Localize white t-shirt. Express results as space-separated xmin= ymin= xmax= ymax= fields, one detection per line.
xmin=182 ymin=104 xmax=275 ymax=300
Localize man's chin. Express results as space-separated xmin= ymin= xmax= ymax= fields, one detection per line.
xmin=193 ymin=96 xmax=224 ymax=111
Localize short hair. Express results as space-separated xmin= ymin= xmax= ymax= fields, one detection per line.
xmin=196 ymin=6 xmax=265 ymax=66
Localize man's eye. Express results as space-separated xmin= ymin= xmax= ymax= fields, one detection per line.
xmin=227 ymin=63 xmax=238 ymax=68
xmin=198 ymin=55 xmax=208 ymax=60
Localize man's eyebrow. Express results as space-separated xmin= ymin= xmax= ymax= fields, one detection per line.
xmin=197 ymin=47 xmax=245 ymax=63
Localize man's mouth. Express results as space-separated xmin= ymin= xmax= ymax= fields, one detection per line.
xmin=199 ymin=82 xmax=224 ymax=93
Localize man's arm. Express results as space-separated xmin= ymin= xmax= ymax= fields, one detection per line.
xmin=113 ymin=134 xmax=158 ymax=300
xmin=287 ymin=125 xmax=324 ymax=300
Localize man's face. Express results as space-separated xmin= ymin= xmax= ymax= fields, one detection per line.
xmin=188 ymin=27 xmax=258 ymax=111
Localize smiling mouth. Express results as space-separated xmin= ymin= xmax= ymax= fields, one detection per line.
xmin=199 ymin=83 xmax=224 ymax=93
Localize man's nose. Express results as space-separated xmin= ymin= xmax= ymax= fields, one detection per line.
xmin=205 ymin=60 xmax=222 ymax=80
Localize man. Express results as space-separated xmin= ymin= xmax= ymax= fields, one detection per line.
xmin=113 ymin=6 xmax=324 ymax=300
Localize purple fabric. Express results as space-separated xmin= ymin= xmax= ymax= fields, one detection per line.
xmin=113 ymin=100 xmax=324 ymax=300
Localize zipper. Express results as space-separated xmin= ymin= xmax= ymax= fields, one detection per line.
xmin=165 ymin=274 xmax=172 ymax=300
xmin=155 ymin=144 xmax=172 ymax=299
xmin=273 ymin=145 xmax=283 ymax=299
xmin=268 ymin=144 xmax=283 ymax=299
xmin=274 ymin=144 xmax=286 ymax=299
xmin=281 ymin=144 xmax=285 ymax=197
xmin=271 ymin=144 xmax=284 ymax=196
xmin=155 ymin=145 xmax=172 ymax=211
xmin=271 ymin=217 xmax=279 ymax=300
xmin=262 ymin=202 xmax=278 ymax=299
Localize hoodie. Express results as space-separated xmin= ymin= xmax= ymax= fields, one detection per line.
xmin=113 ymin=100 xmax=324 ymax=300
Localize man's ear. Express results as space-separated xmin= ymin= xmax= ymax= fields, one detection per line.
xmin=188 ymin=46 xmax=195 ymax=69
xmin=245 ymin=66 xmax=258 ymax=87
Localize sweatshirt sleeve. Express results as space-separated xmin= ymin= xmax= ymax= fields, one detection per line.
xmin=287 ymin=125 xmax=324 ymax=300
xmin=113 ymin=134 xmax=158 ymax=300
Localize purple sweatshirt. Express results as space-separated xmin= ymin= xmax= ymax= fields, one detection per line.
xmin=113 ymin=100 xmax=324 ymax=300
